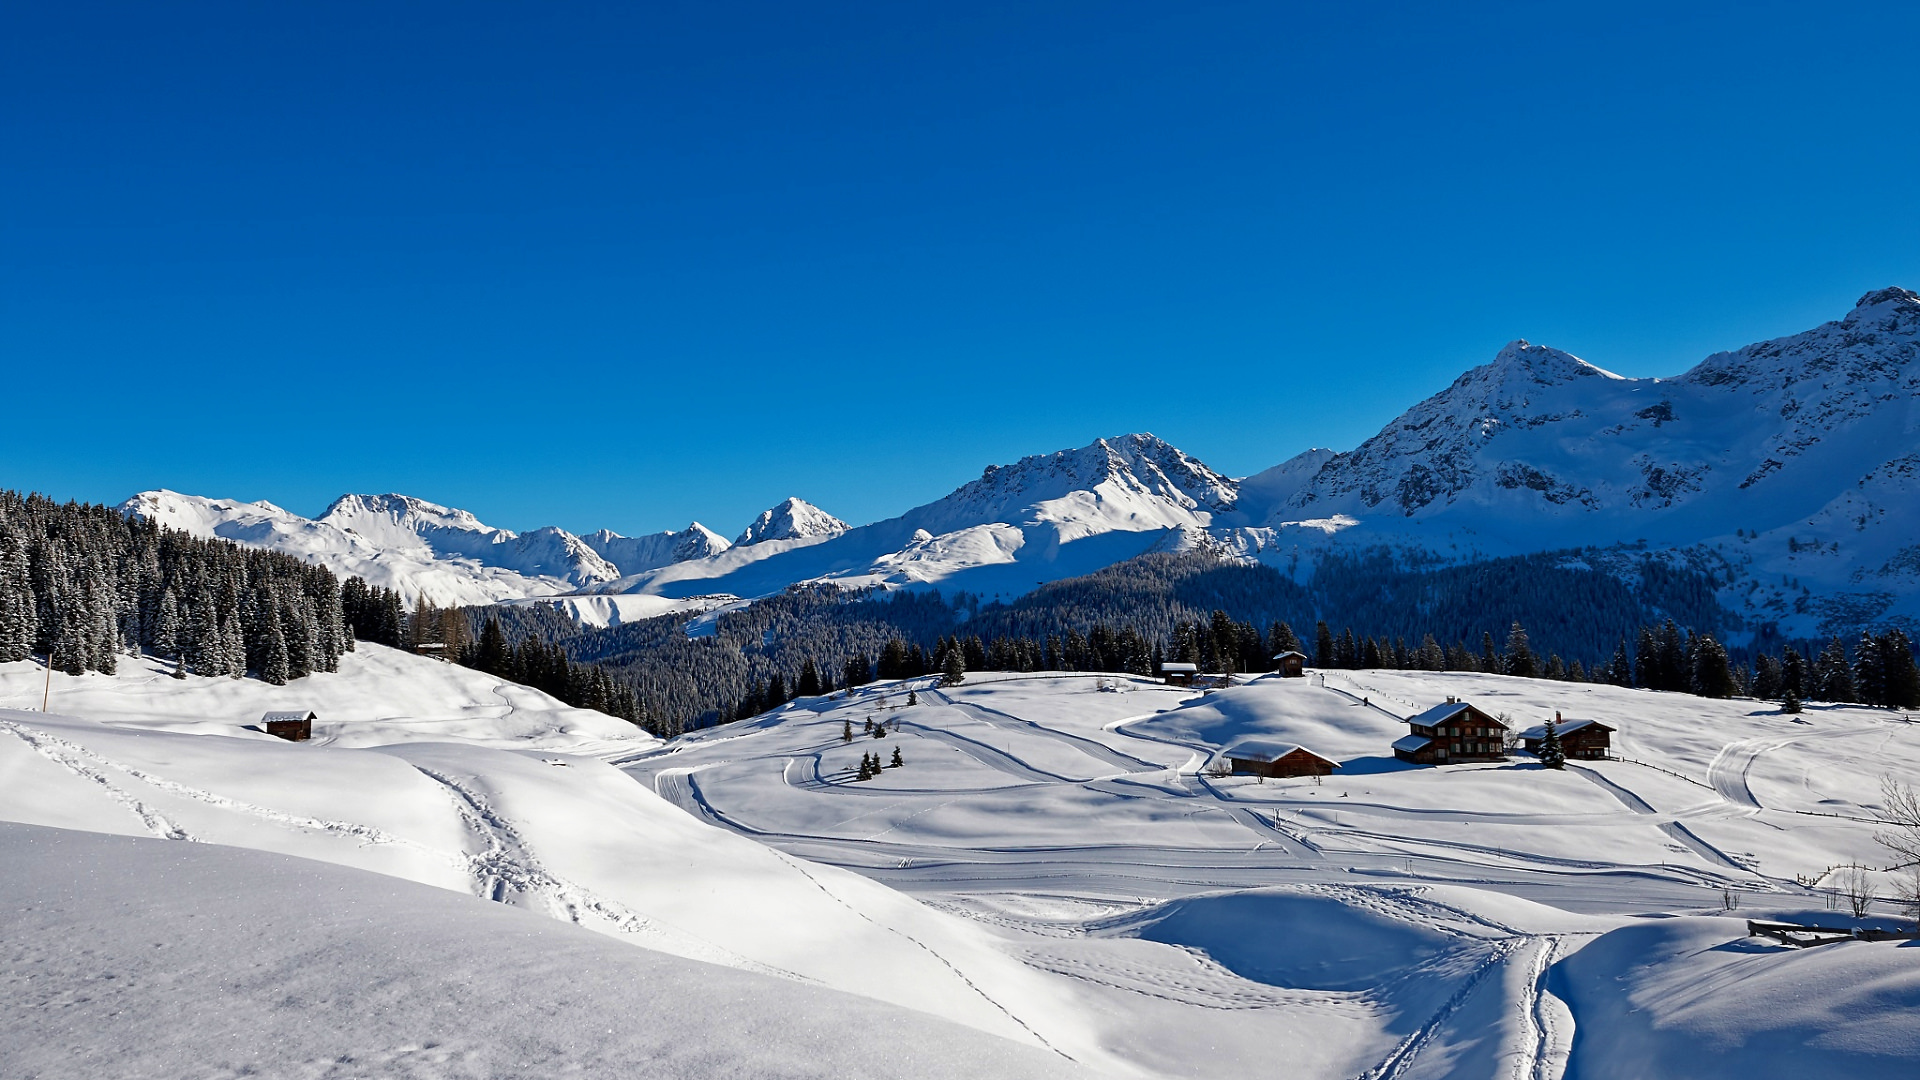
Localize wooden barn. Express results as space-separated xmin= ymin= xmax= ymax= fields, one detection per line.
xmin=1271 ymin=651 xmax=1307 ymax=678
xmin=260 ymin=710 xmax=316 ymax=742
xmin=1392 ymin=698 xmax=1508 ymax=765
xmin=1223 ymin=739 xmax=1339 ymax=778
xmin=1161 ymin=662 xmax=1199 ymax=686
xmin=1521 ymin=713 xmax=1614 ymax=761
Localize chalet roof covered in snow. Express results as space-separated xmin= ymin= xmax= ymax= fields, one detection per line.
xmin=1223 ymin=739 xmax=1335 ymax=765
xmin=1272 ymin=651 xmax=1307 ymax=660
xmin=1391 ymin=734 xmax=1433 ymax=754
xmin=1404 ymin=701 xmax=1508 ymax=729
xmin=260 ymin=710 xmax=318 ymax=723
xmin=1161 ymin=662 xmax=1199 ymax=673
xmin=1518 ymin=718 xmax=1611 ymax=740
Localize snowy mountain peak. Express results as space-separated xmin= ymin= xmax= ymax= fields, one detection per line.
xmin=1482 ymin=340 xmax=1623 ymax=389
xmin=735 ymin=498 xmax=849 ymax=546
xmin=1849 ymin=285 xmax=1920 ymax=317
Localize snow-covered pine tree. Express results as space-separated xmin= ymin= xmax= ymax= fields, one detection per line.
xmin=1813 ymin=637 xmax=1855 ymax=702
xmin=941 ymin=646 xmax=966 ymax=686
xmin=889 ymin=746 xmax=903 ymax=769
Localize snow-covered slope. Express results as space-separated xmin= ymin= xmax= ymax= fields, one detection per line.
xmin=0 ymin=823 xmax=1092 ymax=1080
xmin=736 ymin=496 xmax=848 ymax=546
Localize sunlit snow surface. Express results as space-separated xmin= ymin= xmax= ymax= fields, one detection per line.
xmin=3 ymin=655 xmax=1917 ymax=1078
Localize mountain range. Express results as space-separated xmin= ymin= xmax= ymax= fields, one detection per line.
xmin=124 ymin=287 xmax=1920 ymax=639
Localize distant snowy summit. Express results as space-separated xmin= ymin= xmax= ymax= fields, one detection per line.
xmin=125 ymin=287 xmax=1920 ymax=636
xmin=736 ymin=497 xmax=849 ymax=546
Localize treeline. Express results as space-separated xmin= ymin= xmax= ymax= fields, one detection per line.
xmin=0 ymin=490 xmax=350 ymax=682
xmin=472 ymin=548 xmax=1753 ymax=735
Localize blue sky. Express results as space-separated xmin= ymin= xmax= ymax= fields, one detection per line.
xmin=5 ymin=2 xmax=1916 ymax=537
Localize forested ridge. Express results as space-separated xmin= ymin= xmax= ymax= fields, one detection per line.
xmin=472 ymin=547 xmax=1913 ymax=736
xmin=0 ymin=490 xmax=350 ymax=681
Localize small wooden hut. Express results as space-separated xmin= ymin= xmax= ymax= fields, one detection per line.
xmin=1271 ymin=651 xmax=1307 ymax=678
xmin=1161 ymin=662 xmax=1199 ymax=686
xmin=1223 ymin=739 xmax=1339 ymax=778
xmin=260 ymin=710 xmax=316 ymax=742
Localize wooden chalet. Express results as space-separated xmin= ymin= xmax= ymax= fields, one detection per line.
xmin=1392 ymin=698 xmax=1508 ymax=765
xmin=1520 ymin=713 xmax=1613 ymax=761
xmin=260 ymin=710 xmax=316 ymax=742
xmin=1161 ymin=662 xmax=1199 ymax=686
xmin=1223 ymin=739 xmax=1338 ymax=778
xmin=1271 ymin=651 xmax=1307 ymax=678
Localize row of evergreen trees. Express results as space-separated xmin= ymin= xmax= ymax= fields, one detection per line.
xmin=0 ymin=491 xmax=351 ymax=683
xmin=459 ymin=618 xmax=644 ymax=726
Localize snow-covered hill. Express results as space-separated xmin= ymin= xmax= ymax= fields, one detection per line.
xmin=4 ymin=648 xmax=1917 ymax=1077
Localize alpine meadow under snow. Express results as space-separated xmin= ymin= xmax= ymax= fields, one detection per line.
xmin=5 ymin=288 xmax=1920 ymax=1079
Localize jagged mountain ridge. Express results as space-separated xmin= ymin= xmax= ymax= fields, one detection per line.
xmin=122 ymin=288 xmax=1920 ymax=637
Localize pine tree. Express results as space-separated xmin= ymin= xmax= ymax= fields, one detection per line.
xmin=1503 ymin=622 xmax=1536 ymax=678
xmin=906 ymin=689 xmax=918 ymax=706
xmin=842 ymin=718 xmax=853 ymax=742
xmin=889 ymin=746 xmax=903 ymax=769
xmin=1689 ymin=633 xmax=1735 ymax=698
xmin=941 ymin=646 xmax=966 ymax=686
xmin=1315 ymin=621 xmax=1334 ymax=668
xmin=1813 ymin=637 xmax=1856 ymax=702
xmin=797 ymin=657 xmax=821 ymax=697
xmin=1538 ymin=715 xmax=1565 ymax=769
xmin=1781 ymin=685 xmax=1803 ymax=714
xmin=1882 ymin=630 xmax=1920 ymax=709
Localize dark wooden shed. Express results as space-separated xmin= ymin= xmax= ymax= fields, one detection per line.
xmin=1271 ymin=651 xmax=1307 ymax=678
xmin=261 ymin=710 xmax=316 ymax=742
xmin=1521 ymin=714 xmax=1613 ymax=760
xmin=1393 ymin=698 xmax=1508 ymax=764
xmin=1161 ymin=662 xmax=1199 ymax=687
xmin=1225 ymin=739 xmax=1339 ymax=778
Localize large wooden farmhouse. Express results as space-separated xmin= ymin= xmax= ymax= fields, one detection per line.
xmin=1521 ymin=714 xmax=1614 ymax=761
xmin=1393 ymin=698 xmax=1508 ymax=764
xmin=1223 ymin=739 xmax=1338 ymax=778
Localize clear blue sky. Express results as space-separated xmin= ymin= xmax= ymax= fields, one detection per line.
xmin=5 ymin=2 xmax=1916 ymax=537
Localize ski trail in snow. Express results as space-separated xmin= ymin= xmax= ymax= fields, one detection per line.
xmin=0 ymin=718 xmax=482 ymax=865
xmin=0 ymin=718 xmax=196 ymax=841
xmin=933 ymin=691 xmax=1163 ymax=772
xmin=407 ymin=763 xmax=801 ymax=979
xmin=1359 ymin=937 xmax=1524 ymax=1080
xmin=749 ymin=839 xmax=1077 ymax=1062
xmin=1571 ymin=764 xmax=1758 ymax=877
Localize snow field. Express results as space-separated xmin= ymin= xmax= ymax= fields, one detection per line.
xmin=622 ymin=667 xmax=1920 ymax=1079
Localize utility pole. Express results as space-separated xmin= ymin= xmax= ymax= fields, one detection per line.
xmin=42 ymin=647 xmax=54 ymax=712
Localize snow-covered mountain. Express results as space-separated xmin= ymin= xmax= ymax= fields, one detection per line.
xmin=1247 ymin=286 xmax=1920 ymax=633
xmin=581 ymin=522 xmax=733 ymax=575
xmin=121 ymin=288 xmax=1920 ymax=635
xmin=120 ymin=491 xmax=625 ymax=608
xmin=736 ymin=497 xmax=848 ymax=546
xmin=590 ymin=434 xmax=1239 ymax=603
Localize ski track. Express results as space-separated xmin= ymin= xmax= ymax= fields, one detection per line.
xmin=749 ymin=836 xmax=1077 ymax=1061
xmin=1360 ymin=938 xmax=1524 ymax=1080
xmin=406 ymin=762 xmax=798 ymax=978
xmin=932 ymin=691 xmax=1163 ymax=772
xmin=1561 ymin=764 xmax=1754 ymax=877
xmin=0 ymin=718 xmax=196 ymax=841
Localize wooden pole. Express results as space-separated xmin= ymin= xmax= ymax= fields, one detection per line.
xmin=42 ymin=649 xmax=54 ymax=712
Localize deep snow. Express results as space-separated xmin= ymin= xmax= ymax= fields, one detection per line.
xmin=3 ymin=654 xmax=1916 ymax=1078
